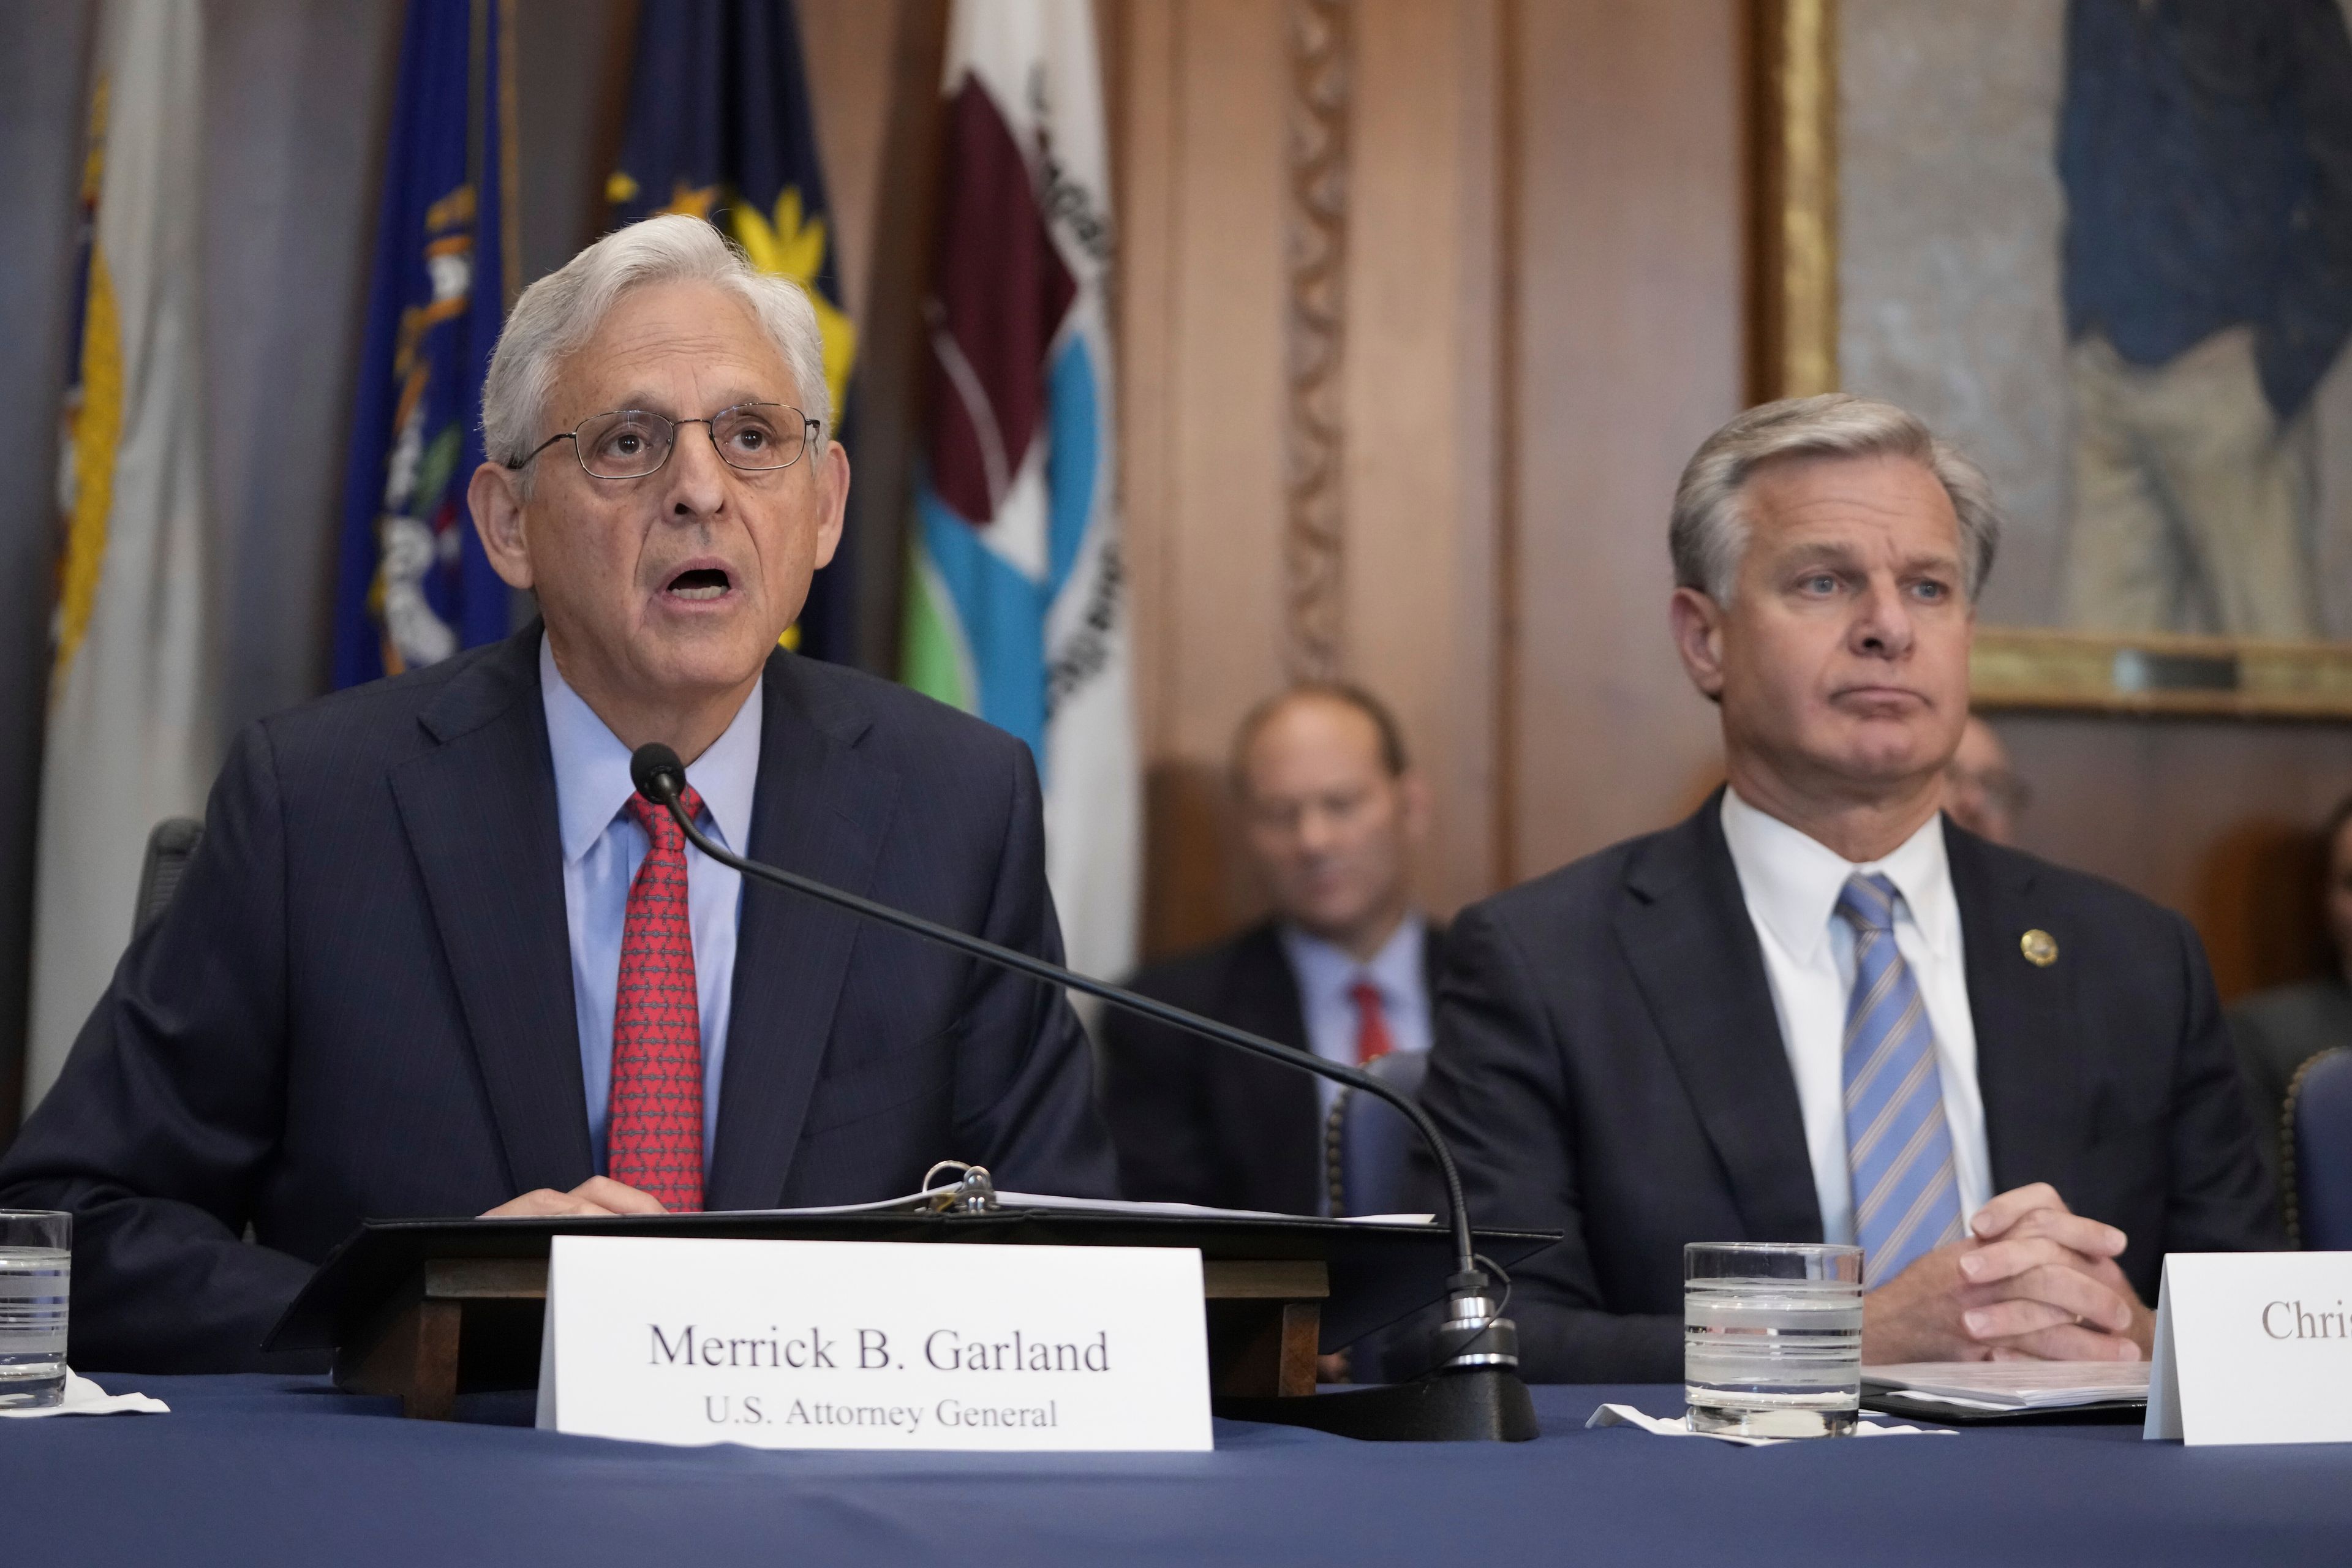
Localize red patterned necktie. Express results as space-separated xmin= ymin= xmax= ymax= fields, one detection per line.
xmin=1349 ymin=980 xmax=1395 ymax=1066
xmin=606 ymin=785 xmax=706 ymax=1212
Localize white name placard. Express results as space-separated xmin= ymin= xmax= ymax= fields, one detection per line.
xmin=534 ymin=1235 xmax=1212 ymax=1451
xmin=2146 ymin=1252 xmax=2352 ymax=1445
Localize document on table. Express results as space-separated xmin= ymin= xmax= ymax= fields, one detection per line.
xmin=1863 ymin=1362 xmax=2149 ymax=1411
xmin=934 ymin=1193 xmax=1436 ymax=1226
xmin=489 ymin=1188 xmax=1436 ymax=1227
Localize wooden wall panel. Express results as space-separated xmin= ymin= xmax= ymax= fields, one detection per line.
xmin=1343 ymin=0 xmax=1504 ymax=919
xmin=1118 ymin=0 xmax=1511 ymax=955
xmin=1155 ymin=1 xmax=1291 ymax=763
xmin=1506 ymin=0 xmax=1746 ymax=881
xmin=798 ymin=0 xmax=901 ymax=325
xmin=1102 ymin=0 xmax=2352 ymax=992
xmin=1121 ymin=0 xmax=1293 ymax=954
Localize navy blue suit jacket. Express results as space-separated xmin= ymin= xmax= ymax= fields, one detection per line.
xmin=0 ymin=628 xmax=1117 ymax=1372
xmin=1417 ymin=794 xmax=2281 ymax=1383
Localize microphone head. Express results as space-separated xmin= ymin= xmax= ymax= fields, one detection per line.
xmin=629 ymin=743 xmax=687 ymax=804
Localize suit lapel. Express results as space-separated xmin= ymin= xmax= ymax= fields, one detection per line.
xmin=1615 ymin=797 xmax=1822 ymax=1242
xmin=703 ymin=654 xmax=899 ymax=1209
xmin=1947 ymin=824 xmax=2087 ymax=1196
xmin=389 ymin=628 xmax=594 ymax=1195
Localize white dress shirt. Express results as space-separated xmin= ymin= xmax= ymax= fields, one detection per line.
xmin=540 ymin=636 xmax=762 ymax=1172
xmin=1717 ymin=787 xmax=1993 ymax=1245
xmin=1278 ymin=913 xmax=1433 ymax=1115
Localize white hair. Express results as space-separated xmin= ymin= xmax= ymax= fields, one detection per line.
xmin=480 ymin=213 xmax=830 ymax=475
xmin=1668 ymin=393 xmax=2002 ymax=603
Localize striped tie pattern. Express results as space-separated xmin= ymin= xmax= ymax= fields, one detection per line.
xmin=606 ymin=786 xmax=706 ymax=1212
xmin=1836 ymin=873 xmax=1963 ymax=1286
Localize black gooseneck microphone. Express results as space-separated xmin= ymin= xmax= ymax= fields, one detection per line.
xmin=628 ymin=741 xmax=1523 ymax=1393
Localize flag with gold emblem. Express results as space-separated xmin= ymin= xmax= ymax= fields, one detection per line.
xmin=606 ymin=0 xmax=859 ymax=662
xmin=26 ymin=0 xmax=214 ymax=1112
xmin=331 ymin=0 xmax=518 ymax=688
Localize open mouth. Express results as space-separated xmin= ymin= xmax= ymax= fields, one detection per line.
xmin=665 ymin=567 xmax=733 ymax=603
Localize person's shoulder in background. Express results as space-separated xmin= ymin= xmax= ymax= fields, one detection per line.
xmin=2228 ymin=976 xmax=2352 ymax=1066
xmin=1095 ymin=921 xmax=1297 ymax=1207
xmin=1117 ymin=921 xmax=1284 ymax=1013
xmin=2228 ymin=974 xmax=2352 ymax=1183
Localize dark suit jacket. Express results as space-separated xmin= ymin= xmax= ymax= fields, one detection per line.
xmin=0 ymin=627 xmax=1116 ymax=1373
xmin=1419 ymin=793 xmax=2281 ymax=1384
xmin=1099 ymin=919 xmax=1446 ymax=1214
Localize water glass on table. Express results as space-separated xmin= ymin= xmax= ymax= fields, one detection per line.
xmin=0 ymin=1209 xmax=70 ymax=1410
xmin=1685 ymin=1241 xmax=1863 ymax=1438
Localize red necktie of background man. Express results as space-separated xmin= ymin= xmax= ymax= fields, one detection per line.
xmin=1349 ymin=979 xmax=1395 ymax=1066
xmin=607 ymin=786 xmax=707 ymax=1211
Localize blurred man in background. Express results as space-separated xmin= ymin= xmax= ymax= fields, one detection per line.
xmin=1100 ymin=685 xmax=1437 ymax=1214
xmin=1943 ymin=715 xmax=2029 ymax=845
xmin=2230 ymin=794 xmax=2352 ymax=1192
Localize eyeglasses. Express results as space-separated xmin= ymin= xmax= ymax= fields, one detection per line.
xmin=508 ymin=402 xmax=821 ymax=480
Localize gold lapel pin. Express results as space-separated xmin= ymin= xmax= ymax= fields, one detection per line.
xmin=2020 ymin=929 xmax=2059 ymax=968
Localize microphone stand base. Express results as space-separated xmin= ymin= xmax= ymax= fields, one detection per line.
xmin=1212 ymin=1366 xmax=1539 ymax=1443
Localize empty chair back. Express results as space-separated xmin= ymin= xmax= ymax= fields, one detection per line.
xmin=2290 ymin=1049 xmax=2352 ymax=1251
xmin=1323 ymin=1049 xmax=1430 ymax=1218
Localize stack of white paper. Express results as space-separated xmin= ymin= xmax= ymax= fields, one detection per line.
xmin=1863 ymin=1362 xmax=2149 ymax=1411
xmin=480 ymin=1188 xmax=1440 ymax=1227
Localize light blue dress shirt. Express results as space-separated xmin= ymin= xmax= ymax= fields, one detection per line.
xmin=539 ymin=636 xmax=762 ymax=1172
xmin=1277 ymin=913 xmax=1433 ymax=1115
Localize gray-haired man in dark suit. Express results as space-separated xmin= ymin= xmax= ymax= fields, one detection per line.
xmin=0 ymin=216 xmax=1115 ymax=1373
xmin=1420 ymin=395 xmax=2278 ymax=1384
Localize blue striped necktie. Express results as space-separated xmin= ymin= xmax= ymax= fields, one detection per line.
xmin=1836 ymin=873 xmax=1964 ymax=1286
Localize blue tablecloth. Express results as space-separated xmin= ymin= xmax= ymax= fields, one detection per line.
xmin=4 ymin=1376 xmax=2347 ymax=1566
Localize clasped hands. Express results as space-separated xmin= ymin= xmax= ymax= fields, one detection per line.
xmin=1862 ymin=1182 xmax=2155 ymax=1363
xmin=481 ymin=1177 xmax=671 ymax=1218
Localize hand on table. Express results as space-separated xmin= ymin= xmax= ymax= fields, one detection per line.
xmin=480 ymin=1176 xmax=671 ymax=1218
xmin=1861 ymin=1182 xmax=2151 ymax=1363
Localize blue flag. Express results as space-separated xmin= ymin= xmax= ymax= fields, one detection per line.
xmin=333 ymin=0 xmax=515 ymax=688
xmin=607 ymin=0 xmax=859 ymax=663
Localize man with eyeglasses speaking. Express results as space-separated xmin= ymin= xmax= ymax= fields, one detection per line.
xmin=0 ymin=216 xmax=1117 ymax=1373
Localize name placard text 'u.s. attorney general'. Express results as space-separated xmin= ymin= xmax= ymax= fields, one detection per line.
xmin=535 ymin=1236 xmax=1213 ymax=1451
xmin=2147 ymin=1252 xmax=2352 ymax=1446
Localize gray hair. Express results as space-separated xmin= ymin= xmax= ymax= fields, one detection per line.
xmin=480 ymin=213 xmax=831 ymax=474
xmin=1668 ymin=393 xmax=2002 ymax=603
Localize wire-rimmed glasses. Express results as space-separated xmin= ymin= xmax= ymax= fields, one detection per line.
xmin=509 ymin=402 xmax=821 ymax=480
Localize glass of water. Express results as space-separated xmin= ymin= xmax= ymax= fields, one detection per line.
xmin=1685 ymin=1241 xmax=1863 ymax=1438
xmin=0 ymin=1210 xmax=70 ymax=1409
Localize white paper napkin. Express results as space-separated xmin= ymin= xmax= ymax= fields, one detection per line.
xmin=1586 ymin=1401 xmax=1949 ymax=1447
xmin=0 ymin=1371 xmax=170 ymax=1419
